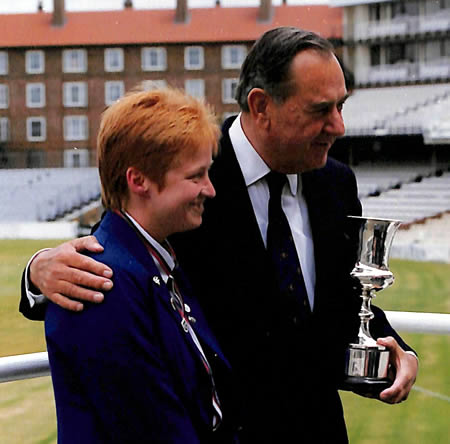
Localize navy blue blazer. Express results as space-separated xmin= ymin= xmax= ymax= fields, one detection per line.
xmin=45 ymin=211 xmax=235 ymax=444
xmin=170 ymin=116 xmax=415 ymax=443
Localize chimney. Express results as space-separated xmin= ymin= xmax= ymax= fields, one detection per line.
xmin=258 ymin=0 xmax=273 ymax=22
xmin=124 ymin=0 xmax=133 ymax=8
xmin=52 ymin=0 xmax=66 ymax=27
xmin=175 ymin=0 xmax=189 ymax=24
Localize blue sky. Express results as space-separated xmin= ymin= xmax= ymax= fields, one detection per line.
xmin=0 ymin=0 xmax=327 ymax=14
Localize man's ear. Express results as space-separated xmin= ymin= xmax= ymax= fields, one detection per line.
xmin=247 ymin=88 xmax=271 ymax=130
xmin=126 ymin=167 xmax=152 ymax=198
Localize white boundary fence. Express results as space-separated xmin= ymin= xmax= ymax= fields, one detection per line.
xmin=0 ymin=311 xmax=449 ymax=384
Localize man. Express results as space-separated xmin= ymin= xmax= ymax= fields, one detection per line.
xmin=43 ymin=88 xmax=237 ymax=443
xmin=21 ymin=28 xmax=417 ymax=443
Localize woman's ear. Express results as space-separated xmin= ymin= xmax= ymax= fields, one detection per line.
xmin=126 ymin=167 xmax=152 ymax=198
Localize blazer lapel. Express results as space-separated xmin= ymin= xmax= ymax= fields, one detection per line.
xmin=102 ymin=212 xmax=229 ymax=369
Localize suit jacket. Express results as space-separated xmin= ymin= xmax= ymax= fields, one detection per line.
xmin=169 ymin=116 xmax=414 ymax=443
xmin=44 ymin=211 xmax=236 ymax=444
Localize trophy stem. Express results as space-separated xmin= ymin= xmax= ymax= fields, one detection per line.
xmin=357 ymin=289 xmax=377 ymax=347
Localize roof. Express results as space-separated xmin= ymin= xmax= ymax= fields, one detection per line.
xmin=330 ymin=0 xmax=390 ymax=6
xmin=342 ymin=83 xmax=450 ymax=144
xmin=0 ymin=5 xmax=342 ymax=48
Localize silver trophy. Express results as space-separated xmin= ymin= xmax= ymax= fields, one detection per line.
xmin=343 ymin=216 xmax=402 ymax=395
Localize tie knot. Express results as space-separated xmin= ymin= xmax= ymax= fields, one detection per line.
xmin=266 ymin=171 xmax=287 ymax=199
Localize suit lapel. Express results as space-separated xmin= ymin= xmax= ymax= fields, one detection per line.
xmin=101 ymin=211 xmax=230 ymax=371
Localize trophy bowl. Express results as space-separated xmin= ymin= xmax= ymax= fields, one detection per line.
xmin=342 ymin=216 xmax=402 ymax=395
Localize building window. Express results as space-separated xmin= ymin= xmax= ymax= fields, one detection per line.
xmin=63 ymin=49 xmax=88 ymax=73
xmin=141 ymin=80 xmax=167 ymax=91
xmin=104 ymin=48 xmax=124 ymax=72
xmin=222 ymin=45 xmax=247 ymax=69
xmin=0 ymin=84 xmax=8 ymax=108
xmin=141 ymin=47 xmax=167 ymax=71
xmin=105 ymin=81 xmax=125 ymax=105
xmin=222 ymin=78 xmax=239 ymax=104
xmin=0 ymin=117 xmax=10 ymax=142
xmin=0 ymin=52 xmax=8 ymax=75
xmin=185 ymin=79 xmax=205 ymax=99
xmin=63 ymin=82 xmax=88 ymax=107
xmin=26 ymin=50 xmax=45 ymax=74
xmin=64 ymin=148 xmax=90 ymax=167
xmin=26 ymin=83 xmax=46 ymax=108
xmin=184 ymin=46 xmax=204 ymax=70
xmin=26 ymin=117 xmax=46 ymax=142
xmin=64 ymin=116 xmax=88 ymax=141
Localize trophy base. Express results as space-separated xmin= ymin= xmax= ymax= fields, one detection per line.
xmin=340 ymin=375 xmax=392 ymax=396
xmin=343 ymin=343 xmax=391 ymax=396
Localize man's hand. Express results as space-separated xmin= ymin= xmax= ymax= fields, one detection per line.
xmin=377 ymin=336 xmax=418 ymax=404
xmin=29 ymin=236 xmax=113 ymax=312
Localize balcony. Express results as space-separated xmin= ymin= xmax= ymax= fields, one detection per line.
xmin=358 ymin=58 xmax=450 ymax=85
xmin=350 ymin=10 xmax=450 ymax=42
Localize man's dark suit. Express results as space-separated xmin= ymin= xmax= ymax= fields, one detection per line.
xmin=170 ymin=116 xmax=413 ymax=443
xmin=44 ymin=211 xmax=235 ymax=443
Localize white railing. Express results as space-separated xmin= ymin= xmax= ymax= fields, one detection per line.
xmin=1 ymin=312 xmax=449 ymax=384
xmin=0 ymin=352 xmax=50 ymax=383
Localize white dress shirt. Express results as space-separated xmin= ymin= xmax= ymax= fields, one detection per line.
xmin=229 ymin=114 xmax=316 ymax=310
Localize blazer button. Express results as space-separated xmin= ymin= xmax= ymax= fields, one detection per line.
xmin=265 ymin=331 xmax=271 ymax=338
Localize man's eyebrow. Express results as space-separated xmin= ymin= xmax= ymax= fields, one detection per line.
xmin=309 ymin=93 xmax=350 ymax=110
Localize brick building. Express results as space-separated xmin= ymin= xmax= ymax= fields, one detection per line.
xmin=0 ymin=0 xmax=342 ymax=168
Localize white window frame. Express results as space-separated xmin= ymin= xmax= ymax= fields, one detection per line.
xmin=64 ymin=148 xmax=90 ymax=168
xmin=26 ymin=117 xmax=46 ymax=142
xmin=184 ymin=46 xmax=204 ymax=70
xmin=105 ymin=81 xmax=125 ymax=105
xmin=64 ymin=115 xmax=89 ymax=141
xmin=26 ymin=50 xmax=45 ymax=74
xmin=63 ymin=49 xmax=88 ymax=73
xmin=222 ymin=78 xmax=239 ymax=104
xmin=104 ymin=48 xmax=124 ymax=72
xmin=0 ymin=117 xmax=10 ymax=142
xmin=141 ymin=47 xmax=167 ymax=71
xmin=26 ymin=83 xmax=46 ymax=108
xmin=0 ymin=84 xmax=9 ymax=109
xmin=140 ymin=80 xmax=167 ymax=91
xmin=63 ymin=82 xmax=88 ymax=107
xmin=221 ymin=45 xmax=247 ymax=69
xmin=185 ymin=79 xmax=205 ymax=99
xmin=0 ymin=52 xmax=8 ymax=75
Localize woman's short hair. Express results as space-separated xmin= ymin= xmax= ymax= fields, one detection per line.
xmin=98 ymin=87 xmax=219 ymax=210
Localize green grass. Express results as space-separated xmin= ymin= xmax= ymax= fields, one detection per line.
xmin=0 ymin=243 xmax=449 ymax=443
xmin=0 ymin=240 xmax=65 ymax=444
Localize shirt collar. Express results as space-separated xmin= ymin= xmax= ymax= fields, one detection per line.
xmin=124 ymin=211 xmax=176 ymax=273
xmin=229 ymin=113 xmax=299 ymax=196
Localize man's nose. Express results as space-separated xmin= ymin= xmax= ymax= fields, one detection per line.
xmin=325 ymin=107 xmax=345 ymax=137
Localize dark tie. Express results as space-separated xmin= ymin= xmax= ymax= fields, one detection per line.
xmin=266 ymin=171 xmax=311 ymax=317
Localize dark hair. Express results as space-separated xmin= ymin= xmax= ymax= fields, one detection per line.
xmin=235 ymin=27 xmax=334 ymax=111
